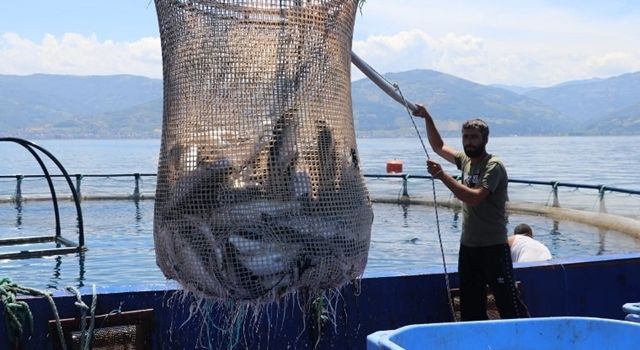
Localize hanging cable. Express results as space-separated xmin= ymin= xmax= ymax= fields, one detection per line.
xmin=351 ymin=51 xmax=456 ymax=321
xmin=395 ymin=85 xmax=457 ymax=322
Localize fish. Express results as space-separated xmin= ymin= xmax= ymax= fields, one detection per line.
xmin=155 ymin=114 xmax=373 ymax=301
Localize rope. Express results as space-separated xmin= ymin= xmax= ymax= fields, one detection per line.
xmin=350 ymin=57 xmax=456 ymax=320
xmin=395 ymin=86 xmax=457 ymax=321
xmin=66 ymin=285 xmax=98 ymax=350
xmin=1 ymin=278 xmax=98 ymax=350
xmin=0 ymin=277 xmax=66 ymax=350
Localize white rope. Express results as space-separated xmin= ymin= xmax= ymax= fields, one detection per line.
xmin=66 ymin=285 xmax=98 ymax=350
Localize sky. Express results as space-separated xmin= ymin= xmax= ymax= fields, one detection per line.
xmin=1 ymin=0 xmax=639 ymax=87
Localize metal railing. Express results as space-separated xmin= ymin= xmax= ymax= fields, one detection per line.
xmin=0 ymin=173 xmax=157 ymax=203
xmin=364 ymin=174 xmax=640 ymax=205
xmin=2 ymin=172 xmax=639 ymax=206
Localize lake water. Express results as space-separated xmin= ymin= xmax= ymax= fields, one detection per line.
xmin=3 ymin=136 xmax=640 ymax=187
xmin=1 ymin=136 xmax=640 ymax=290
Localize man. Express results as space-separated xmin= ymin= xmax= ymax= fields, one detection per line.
xmin=413 ymin=104 xmax=529 ymax=321
xmin=509 ymin=223 xmax=552 ymax=263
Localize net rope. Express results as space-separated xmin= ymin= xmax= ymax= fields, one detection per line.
xmin=153 ymin=0 xmax=373 ymax=304
xmin=350 ymin=51 xmax=456 ymax=319
xmin=394 ymin=85 xmax=457 ymax=321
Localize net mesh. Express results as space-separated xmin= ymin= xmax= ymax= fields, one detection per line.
xmin=153 ymin=0 xmax=372 ymax=303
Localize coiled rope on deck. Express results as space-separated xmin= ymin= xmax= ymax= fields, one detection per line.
xmin=0 ymin=277 xmax=98 ymax=350
xmin=0 ymin=277 xmax=66 ymax=348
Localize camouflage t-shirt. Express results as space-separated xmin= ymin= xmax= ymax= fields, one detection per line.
xmin=454 ymin=152 xmax=508 ymax=247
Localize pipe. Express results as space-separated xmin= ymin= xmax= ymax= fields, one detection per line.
xmin=350 ymin=51 xmax=418 ymax=113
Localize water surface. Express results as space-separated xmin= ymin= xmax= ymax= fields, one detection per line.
xmin=1 ymin=136 xmax=639 ymax=290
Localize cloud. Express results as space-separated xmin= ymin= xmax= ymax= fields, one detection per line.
xmin=353 ymin=29 xmax=640 ymax=87
xmin=586 ymin=52 xmax=640 ymax=77
xmin=3 ymin=15 xmax=639 ymax=88
xmin=0 ymin=32 xmax=162 ymax=78
xmin=353 ymin=0 xmax=640 ymax=86
xmin=352 ymin=30 xmax=487 ymax=78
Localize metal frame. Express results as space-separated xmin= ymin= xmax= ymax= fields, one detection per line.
xmin=0 ymin=137 xmax=86 ymax=259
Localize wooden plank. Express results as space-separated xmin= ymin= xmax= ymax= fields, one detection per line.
xmin=49 ymin=309 xmax=154 ymax=350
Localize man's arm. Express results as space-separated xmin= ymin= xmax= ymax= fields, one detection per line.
xmin=427 ymin=160 xmax=490 ymax=206
xmin=413 ymin=104 xmax=457 ymax=164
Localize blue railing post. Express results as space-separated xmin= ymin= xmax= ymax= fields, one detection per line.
xmin=598 ymin=185 xmax=607 ymax=213
xmin=15 ymin=174 xmax=23 ymax=205
xmin=552 ymin=182 xmax=559 ymax=207
xmin=401 ymin=174 xmax=410 ymax=200
xmin=75 ymin=174 xmax=83 ymax=201
xmin=133 ymin=173 xmax=141 ymax=201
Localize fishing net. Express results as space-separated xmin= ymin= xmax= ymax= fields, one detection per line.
xmin=153 ymin=0 xmax=372 ymax=304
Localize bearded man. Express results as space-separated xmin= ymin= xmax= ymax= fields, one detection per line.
xmin=413 ymin=104 xmax=530 ymax=321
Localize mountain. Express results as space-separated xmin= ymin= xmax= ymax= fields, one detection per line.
xmin=352 ymin=70 xmax=570 ymax=136
xmin=21 ymin=99 xmax=164 ymax=138
xmin=1 ymin=70 xmax=639 ymax=138
xmin=489 ymin=84 xmax=539 ymax=95
xmin=585 ymin=101 xmax=640 ymax=135
xmin=524 ymin=72 xmax=640 ymax=126
xmin=0 ymin=74 xmax=162 ymax=137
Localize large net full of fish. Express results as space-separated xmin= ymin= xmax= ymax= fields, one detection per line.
xmin=153 ymin=0 xmax=372 ymax=303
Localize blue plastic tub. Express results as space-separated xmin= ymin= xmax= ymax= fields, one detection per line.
xmin=367 ymin=317 xmax=640 ymax=350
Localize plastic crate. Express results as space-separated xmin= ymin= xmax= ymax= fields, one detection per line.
xmin=367 ymin=317 xmax=640 ymax=350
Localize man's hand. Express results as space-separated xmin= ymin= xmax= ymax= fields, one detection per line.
xmin=412 ymin=104 xmax=430 ymax=119
xmin=427 ymin=159 xmax=444 ymax=179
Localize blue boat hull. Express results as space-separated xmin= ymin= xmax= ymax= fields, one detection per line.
xmin=4 ymin=253 xmax=640 ymax=349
